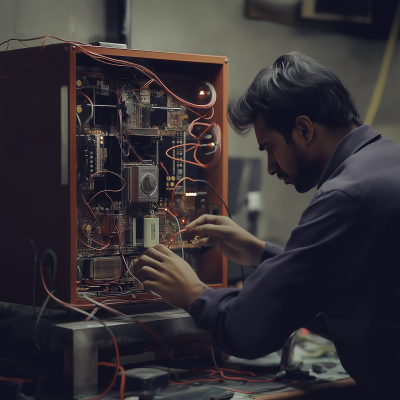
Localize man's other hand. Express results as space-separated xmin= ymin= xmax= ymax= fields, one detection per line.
xmin=185 ymin=215 xmax=265 ymax=267
xmin=133 ymin=244 xmax=209 ymax=310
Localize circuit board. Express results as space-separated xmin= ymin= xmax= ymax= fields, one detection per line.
xmin=75 ymin=70 xmax=221 ymax=299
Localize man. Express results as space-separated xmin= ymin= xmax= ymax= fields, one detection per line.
xmin=134 ymin=52 xmax=400 ymax=397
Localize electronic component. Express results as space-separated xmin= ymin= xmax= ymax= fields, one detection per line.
xmin=81 ymin=257 xmax=122 ymax=279
xmin=123 ymin=165 xmax=159 ymax=202
xmin=143 ymin=216 xmax=160 ymax=248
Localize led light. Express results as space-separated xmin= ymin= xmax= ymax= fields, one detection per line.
xmin=185 ymin=192 xmax=197 ymax=197
xmin=197 ymin=84 xmax=211 ymax=101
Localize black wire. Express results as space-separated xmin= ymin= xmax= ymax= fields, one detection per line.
xmin=27 ymin=239 xmax=38 ymax=317
xmin=192 ymin=179 xmax=231 ymax=219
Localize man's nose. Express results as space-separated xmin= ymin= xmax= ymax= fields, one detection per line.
xmin=267 ymin=152 xmax=279 ymax=176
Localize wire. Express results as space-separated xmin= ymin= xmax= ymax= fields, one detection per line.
xmin=224 ymin=381 xmax=299 ymax=395
xmin=38 ymin=261 xmax=126 ymax=400
xmin=0 ymin=377 xmax=34 ymax=383
xmin=34 ymin=291 xmax=53 ymax=352
xmin=77 ymin=91 xmax=94 ymax=125
xmin=0 ymin=36 xmax=216 ymax=110
xmin=164 ymin=208 xmax=185 ymax=258
xmin=364 ymin=0 xmax=400 ymax=126
xmin=165 ymin=119 xmax=222 ymax=170
xmin=0 ymin=37 xmax=50 ymax=79
xmin=27 ymin=239 xmax=38 ymax=317
xmin=123 ymin=131 xmax=148 ymax=163
xmin=82 ymin=296 xmax=210 ymax=361
xmin=87 ymin=171 xmax=126 ymax=203
xmin=167 ymin=229 xmax=188 ymax=252
xmin=159 ymin=162 xmax=169 ymax=176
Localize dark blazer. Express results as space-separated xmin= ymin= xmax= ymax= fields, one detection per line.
xmin=189 ymin=125 xmax=400 ymax=398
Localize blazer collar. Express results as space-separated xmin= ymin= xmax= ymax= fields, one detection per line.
xmin=317 ymin=125 xmax=381 ymax=189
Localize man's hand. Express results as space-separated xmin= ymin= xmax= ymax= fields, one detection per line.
xmin=185 ymin=215 xmax=265 ymax=267
xmin=133 ymin=244 xmax=209 ymax=310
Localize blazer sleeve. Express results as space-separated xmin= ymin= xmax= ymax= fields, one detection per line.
xmin=188 ymin=190 xmax=359 ymax=359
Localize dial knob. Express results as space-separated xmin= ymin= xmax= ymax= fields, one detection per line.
xmin=141 ymin=173 xmax=157 ymax=195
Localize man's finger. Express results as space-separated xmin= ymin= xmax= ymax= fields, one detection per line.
xmin=185 ymin=214 xmax=225 ymax=231
xmin=186 ymin=224 xmax=231 ymax=240
xmin=151 ymin=244 xmax=176 ymax=257
xmin=133 ymin=255 xmax=161 ymax=276
xmin=137 ymin=265 xmax=164 ymax=283
xmin=143 ymin=246 xmax=170 ymax=261
xmin=141 ymin=279 xmax=162 ymax=294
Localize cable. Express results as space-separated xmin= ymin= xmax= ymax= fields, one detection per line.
xmin=167 ymin=229 xmax=188 ymax=253
xmin=77 ymin=91 xmax=94 ymax=125
xmin=87 ymin=171 xmax=126 ymax=203
xmin=27 ymin=239 xmax=38 ymax=317
xmin=120 ymin=259 xmax=162 ymax=298
xmin=38 ymin=260 xmax=126 ymax=400
xmin=164 ymin=208 xmax=185 ymax=258
xmin=364 ymin=0 xmax=400 ymax=126
xmin=0 ymin=36 xmax=216 ymax=110
xmin=34 ymin=292 xmax=53 ymax=352
xmin=82 ymin=296 xmax=210 ymax=361
xmin=166 ymin=119 xmax=222 ymax=170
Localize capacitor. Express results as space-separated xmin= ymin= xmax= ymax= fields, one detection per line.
xmin=143 ymin=217 xmax=159 ymax=248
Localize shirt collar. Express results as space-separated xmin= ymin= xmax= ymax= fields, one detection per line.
xmin=317 ymin=125 xmax=381 ymax=189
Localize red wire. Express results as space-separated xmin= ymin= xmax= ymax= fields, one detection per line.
xmin=225 ymin=381 xmax=299 ymax=395
xmin=123 ymin=131 xmax=148 ymax=163
xmin=1 ymin=36 xmax=216 ymax=111
xmin=87 ymin=171 xmax=126 ymax=204
xmin=159 ymin=162 xmax=169 ymax=176
xmin=0 ymin=377 xmax=34 ymax=383
xmin=39 ymin=261 xmax=126 ymax=400
xmin=166 ymin=228 xmax=188 ymax=248
xmin=0 ymin=36 xmax=49 ymax=79
xmin=165 ymin=119 xmax=221 ymax=170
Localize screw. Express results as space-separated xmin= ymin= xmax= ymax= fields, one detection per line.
xmin=64 ymin=46 xmax=68 ymax=51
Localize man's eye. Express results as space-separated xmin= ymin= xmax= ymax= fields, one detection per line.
xmin=266 ymin=146 xmax=273 ymax=152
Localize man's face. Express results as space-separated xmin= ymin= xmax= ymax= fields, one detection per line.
xmin=254 ymin=115 xmax=319 ymax=193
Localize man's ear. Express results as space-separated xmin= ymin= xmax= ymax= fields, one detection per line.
xmin=292 ymin=116 xmax=314 ymax=146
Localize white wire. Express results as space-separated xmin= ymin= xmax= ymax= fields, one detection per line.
xmin=34 ymin=292 xmax=53 ymax=352
xmin=124 ymin=256 xmax=161 ymax=298
xmin=166 ymin=211 xmax=184 ymax=259
xmin=83 ymin=98 xmax=94 ymax=125
xmin=211 ymin=346 xmax=218 ymax=368
xmin=76 ymin=112 xmax=81 ymax=134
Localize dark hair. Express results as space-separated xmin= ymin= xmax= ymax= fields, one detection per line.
xmin=227 ymin=52 xmax=362 ymax=142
